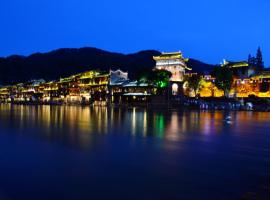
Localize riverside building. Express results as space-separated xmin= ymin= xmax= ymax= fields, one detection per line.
xmin=1 ymin=51 xmax=270 ymax=104
xmin=153 ymin=52 xmax=191 ymax=95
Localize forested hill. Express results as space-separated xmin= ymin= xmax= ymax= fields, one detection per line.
xmin=0 ymin=47 xmax=215 ymax=85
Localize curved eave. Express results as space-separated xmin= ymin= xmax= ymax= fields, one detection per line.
xmin=222 ymin=62 xmax=249 ymax=68
xmin=153 ymin=53 xmax=183 ymax=60
xmin=252 ymin=75 xmax=270 ymax=79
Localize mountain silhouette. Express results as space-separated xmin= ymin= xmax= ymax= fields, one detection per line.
xmin=0 ymin=47 xmax=215 ymax=85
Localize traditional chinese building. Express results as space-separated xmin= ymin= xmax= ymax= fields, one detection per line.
xmin=79 ymin=70 xmax=110 ymax=105
xmin=0 ymin=86 xmax=11 ymax=102
xmin=109 ymin=69 xmax=129 ymax=103
xmin=59 ymin=74 xmax=81 ymax=104
xmin=42 ymin=81 xmax=60 ymax=103
xmin=221 ymin=59 xmax=257 ymax=79
xmin=153 ymin=52 xmax=191 ymax=95
xmin=121 ymin=81 xmax=154 ymax=103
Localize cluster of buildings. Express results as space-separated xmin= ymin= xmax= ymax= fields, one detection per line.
xmin=153 ymin=50 xmax=270 ymax=99
xmin=198 ymin=59 xmax=270 ymax=98
xmin=0 ymin=68 xmax=155 ymax=105
xmin=0 ymin=50 xmax=270 ymax=105
xmin=153 ymin=51 xmax=270 ymax=99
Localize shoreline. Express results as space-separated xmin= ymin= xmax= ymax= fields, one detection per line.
xmin=1 ymin=99 xmax=270 ymax=112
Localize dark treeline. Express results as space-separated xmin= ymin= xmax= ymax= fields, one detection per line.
xmin=0 ymin=47 xmax=215 ymax=85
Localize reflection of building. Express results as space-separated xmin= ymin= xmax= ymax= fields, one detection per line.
xmin=153 ymin=52 xmax=191 ymax=95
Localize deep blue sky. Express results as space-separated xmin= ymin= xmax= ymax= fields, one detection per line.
xmin=0 ymin=0 xmax=269 ymax=65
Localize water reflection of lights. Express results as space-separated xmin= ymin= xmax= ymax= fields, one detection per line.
xmin=165 ymin=112 xmax=181 ymax=141
xmin=1 ymin=104 xmax=270 ymax=149
xmin=131 ymin=107 xmax=136 ymax=135
xmin=143 ymin=109 xmax=147 ymax=137
xmin=153 ymin=113 xmax=165 ymax=138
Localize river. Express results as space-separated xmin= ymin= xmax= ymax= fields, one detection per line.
xmin=0 ymin=104 xmax=270 ymax=200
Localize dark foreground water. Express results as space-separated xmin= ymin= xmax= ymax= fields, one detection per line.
xmin=1 ymin=104 xmax=270 ymax=200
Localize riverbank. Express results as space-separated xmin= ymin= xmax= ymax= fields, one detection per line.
xmin=1 ymin=97 xmax=270 ymax=112
xmin=186 ymin=97 xmax=270 ymax=112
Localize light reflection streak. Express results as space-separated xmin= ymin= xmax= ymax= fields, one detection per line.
xmin=1 ymin=104 xmax=270 ymax=150
xmin=143 ymin=109 xmax=147 ymax=137
xmin=131 ymin=107 xmax=136 ymax=135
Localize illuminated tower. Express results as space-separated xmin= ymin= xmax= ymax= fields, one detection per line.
xmin=153 ymin=51 xmax=190 ymax=82
xmin=153 ymin=52 xmax=191 ymax=95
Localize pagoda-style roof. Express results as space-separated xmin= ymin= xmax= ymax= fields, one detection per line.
xmin=221 ymin=60 xmax=249 ymax=68
xmin=0 ymin=87 xmax=10 ymax=91
xmin=79 ymin=70 xmax=109 ymax=80
xmin=123 ymin=81 xmax=150 ymax=87
xmin=59 ymin=76 xmax=74 ymax=83
xmin=251 ymin=70 xmax=270 ymax=79
xmin=123 ymin=93 xmax=151 ymax=96
xmin=153 ymin=52 xmax=184 ymax=61
xmin=110 ymin=69 xmax=128 ymax=77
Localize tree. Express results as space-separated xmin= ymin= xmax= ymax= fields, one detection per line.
xmin=136 ymin=68 xmax=153 ymax=84
xmin=137 ymin=68 xmax=172 ymax=90
xmin=256 ymin=47 xmax=264 ymax=69
xmin=248 ymin=54 xmax=256 ymax=66
xmin=185 ymin=74 xmax=202 ymax=97
xmin=213 ymin=67 xmax=233 ymax=98
xmin=248 ymin=54 xmax=252 ymax=64
xmin=248 ymin=54 xmax=251 ymax=61
xmin=151 ymin=69 xmax=172 ymax=89
xmin=137 ymin=69 xmax=172 ymax=96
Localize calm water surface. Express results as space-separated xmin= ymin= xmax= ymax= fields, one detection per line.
xmin=1 ymin=104 xmax=270 ymax=200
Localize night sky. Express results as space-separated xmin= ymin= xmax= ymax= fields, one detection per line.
xmin=0 ymin=0 xmax=269 ymax=65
